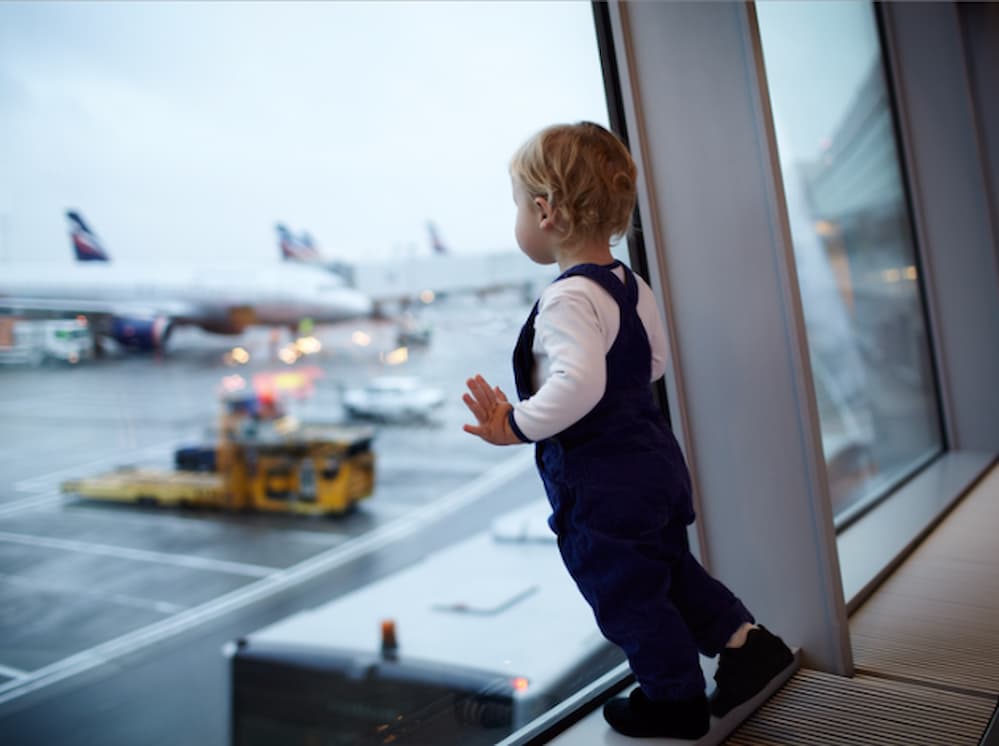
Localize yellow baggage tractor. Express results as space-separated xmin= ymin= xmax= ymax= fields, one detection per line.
xmin=60 ymin=469 xmax=224 ymax=508
xmin=61 ymin=423 xmax=376 ymax=517
xmin=223 ymin=424 xmax=376 ymax=516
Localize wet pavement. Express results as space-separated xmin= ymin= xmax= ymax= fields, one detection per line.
xmin=0 ymin=292 xmax=541 ymax=745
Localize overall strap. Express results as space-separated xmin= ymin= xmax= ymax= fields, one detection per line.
xmin=558 ymin=260 xmax=638 ymax=310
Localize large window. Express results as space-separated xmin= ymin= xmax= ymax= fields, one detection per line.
xmin=756 ymin=1 xmax=944 ymax=523
xmin=0 ymin=3 xmax=617 ymax=744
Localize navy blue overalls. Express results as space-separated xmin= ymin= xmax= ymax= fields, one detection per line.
xmin=512 ymin=261 xmax=754 ymax=701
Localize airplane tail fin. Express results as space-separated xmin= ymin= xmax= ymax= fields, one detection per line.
xmin=277 ymin=223 xmax=320 ymax=262
xmin=66 ymin=210 xmax=110 ymax=262
xmin=427 ymin=221 xmax=449 ymax=254
xmin=300 ymin=231 xmax=318 ymax=256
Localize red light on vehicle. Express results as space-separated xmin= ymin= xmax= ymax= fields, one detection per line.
xmin=512 ymin=677 xmax=529 ymax=692
xmin=381 ymin=619 xmax=398 ymax=653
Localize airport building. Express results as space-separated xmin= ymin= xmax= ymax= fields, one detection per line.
xmin=0 ymin=2 xmax=997 ymax=745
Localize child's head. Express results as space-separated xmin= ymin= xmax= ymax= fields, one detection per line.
xmin=509 ymin=122 xmax=637 ymax=248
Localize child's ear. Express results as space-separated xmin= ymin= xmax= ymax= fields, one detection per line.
xmin=534 ymin=196 xmax=554 ymax=227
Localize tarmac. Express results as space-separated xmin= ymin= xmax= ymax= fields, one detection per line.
xmin=0 ymin=292 xmax=544 ymax=745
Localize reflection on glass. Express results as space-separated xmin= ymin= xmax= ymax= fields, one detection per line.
xmin=0 ymin=2 xmax=615 ymax=744
xmin=756 ymin=1 xmax=943 ymax=521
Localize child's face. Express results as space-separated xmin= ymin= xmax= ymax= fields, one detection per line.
xmin=512 ymin=180 xmax=557 ymax=265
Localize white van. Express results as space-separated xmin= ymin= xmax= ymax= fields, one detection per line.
xmin=0 ymin=317 xmax=93 ymax=365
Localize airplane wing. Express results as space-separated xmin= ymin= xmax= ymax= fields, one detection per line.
xmin=0 ymin=296 xmax=199 ymax=320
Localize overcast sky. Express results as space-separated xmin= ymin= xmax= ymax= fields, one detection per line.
xmin=0 ymin=1 xmax=882 ymax=269
xmin=0 ymin=1 xmax=607 ymax=266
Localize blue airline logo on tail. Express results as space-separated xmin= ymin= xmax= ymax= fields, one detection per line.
xmin=67 ymin=210 xmax=110 ymax=262
xmin=276 ymin=223 xmax=321 ymax=262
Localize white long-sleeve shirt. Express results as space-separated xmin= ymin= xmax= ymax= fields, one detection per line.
xmin=511 ymin=265 xmax=668 ymax=442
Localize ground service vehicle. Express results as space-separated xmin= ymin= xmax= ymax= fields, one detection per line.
xmin=342 ymin=376 xmax=445 ymax=422
xmin=61 ymin=392 xmax=375 ymax=516
xmin=0 ymin=317 xmax=93 ymax=365
xmin=227 ymin=501 xmax=625 ymax=746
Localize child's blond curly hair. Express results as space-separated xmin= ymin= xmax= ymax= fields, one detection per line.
xmin=510 ymin=121 xmax=637 ymax=247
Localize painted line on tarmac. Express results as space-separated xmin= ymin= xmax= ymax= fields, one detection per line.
xmin=13 ymin=439 xmax=178 ymax=493
xmin=0 ymin=492 xmax=63 ymax=520
xmin=0 ymin=449 xmax=535 ymax=708
xmin=0 ymin=664 xmax=28 ymax=681
xmin=25 ymin=503 xmax=349 ymax=547
xmin=359 ymin=499 xmax=417 ymax=518
xmin=0 ymin=531 xmax=277 ymax=578
xmin=0 ymin=571 xmax=184 ymax=616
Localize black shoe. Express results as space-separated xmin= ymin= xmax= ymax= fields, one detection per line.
xmin=710 ymin=625 xmax=793 ymax=717
xmin=604 ymin=688 xmax=710 ymax=739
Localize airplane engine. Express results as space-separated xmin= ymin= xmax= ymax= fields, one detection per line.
xmin=110 ymin=316 xmax=173 ymax=350
xmin=196 ymin=321 xmax=245 ymax=336
xmin=195 ymin=306 xmax=255 ymax=336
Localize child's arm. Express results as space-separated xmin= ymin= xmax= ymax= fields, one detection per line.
xmin=508 ymin=286 xmax=607 ymax=442
xmin=462 ymin=374 xmax=522 ymax=446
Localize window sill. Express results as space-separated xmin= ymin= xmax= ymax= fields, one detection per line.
xmin=838 ymin=450 xmax=996 ymax=613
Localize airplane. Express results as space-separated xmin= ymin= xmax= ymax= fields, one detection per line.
xmin=0 ymin=211 xmax=374 ymax=351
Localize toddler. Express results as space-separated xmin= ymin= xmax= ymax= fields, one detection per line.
xmin=462 ymin=122 xmax=793 ymax=739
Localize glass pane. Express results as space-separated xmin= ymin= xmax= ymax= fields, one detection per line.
xmin=0 ymin=2 xmax=618 ymax=743
xmin=756 ymin=1 xmax=944 ymax=521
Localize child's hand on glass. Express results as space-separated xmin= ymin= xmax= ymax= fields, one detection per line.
xmin=462 ymin=374 xmax=520 ymax=445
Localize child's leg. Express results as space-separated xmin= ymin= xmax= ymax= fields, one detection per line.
xmin=664 ymin=524 xmax=755 ymax=657
xmin=557 ymin=520 xmax=712 ymax=738
xmin=664 ymin=525 xmax=794 ymax=716
xmin=558 ymin=525 xmax=706 ymax=702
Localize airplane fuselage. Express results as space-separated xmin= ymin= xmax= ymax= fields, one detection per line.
xmin=0 ymin=262 xmax=373 ymax=330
